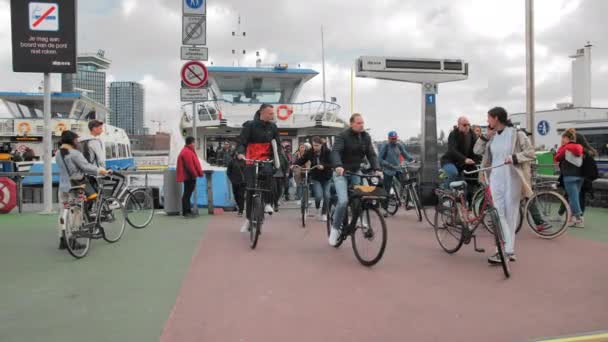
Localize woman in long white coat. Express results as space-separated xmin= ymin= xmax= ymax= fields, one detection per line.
xmin=474 ymin=107 xmax=535 ymax=264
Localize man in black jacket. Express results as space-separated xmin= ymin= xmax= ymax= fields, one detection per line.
xmin=328 ymin=113 xmax=382 ymax=246
xmin=236 ymin=104 xmax=282 ymax=232
xmin=439 ymin=116 xmax=481 ymax=187
xmin=227 ymin=152 xmax=246 ymax=216
xmin=295 ymin=136 xmax=333 ymax=221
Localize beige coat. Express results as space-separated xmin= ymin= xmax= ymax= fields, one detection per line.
xmin=473 ymin=127 xmax=535 ymax=198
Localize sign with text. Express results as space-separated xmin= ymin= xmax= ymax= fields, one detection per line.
xmin=181 ymin=46 xmax=208 ymax=61
xmin=181 ymin=88 xmax=209 ymax=102
xmin=10 ymin=0 xmax=77 ymax=73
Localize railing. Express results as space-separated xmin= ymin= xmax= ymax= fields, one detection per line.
xmin=181 ymin=100 xmax=343 ymax=127
xmin=0 ymin=170 xmax=165 ymax=214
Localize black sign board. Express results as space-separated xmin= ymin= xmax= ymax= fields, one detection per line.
xmin=10 ymin=0 xmax=77 ymax=73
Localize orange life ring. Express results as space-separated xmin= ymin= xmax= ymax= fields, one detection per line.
xmin=18 ymin=122 xmax=31 ymax=135
xmin=56 ymin=122 xmax=67 ymax=132
xmin=276 ymin=105 xmax=293 ymax=121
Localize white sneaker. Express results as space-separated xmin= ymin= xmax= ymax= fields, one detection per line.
xmin=240 ymin=221 xmax=250 ymax=233
xmin=328 ymin=226 xmax=341 ymax=246
xmin=264 ymin=204 xmax=274 ymax=214
xmin=108 ymin=200 xmax=121 ymax=210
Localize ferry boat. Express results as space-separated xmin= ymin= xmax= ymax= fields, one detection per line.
xmin=0 ymin=92 xmax=134 ymax=184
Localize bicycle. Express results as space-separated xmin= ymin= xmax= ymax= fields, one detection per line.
xmin=244 ymin=158 xmax=275 ymax=249
xmin=471 ymin=163 xmax=571 ymax=239
xmin=62 ymin=174 xmax=127 ymax=259
xmin=326 ymin=171 xmax=388 ymax=267
xmin=299 ymin=165 xmax=323 ymax=227
xmin=384 ymin=163 xmax=422 ymax=221
xmin=111 ymin=173 xmax=156 ymax=229
xmin=435 ymin=164 xmax=511 ymax=278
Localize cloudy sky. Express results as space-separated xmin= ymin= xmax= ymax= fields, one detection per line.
xmin=1 ymin=0 xmax=607 ymax=139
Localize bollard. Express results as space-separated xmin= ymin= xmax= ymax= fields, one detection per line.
xmin=204 ymin=170 xmax=214 ymax=215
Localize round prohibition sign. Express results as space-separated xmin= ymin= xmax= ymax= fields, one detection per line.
xmin=181 ymin=61 xmax=208 ymax=88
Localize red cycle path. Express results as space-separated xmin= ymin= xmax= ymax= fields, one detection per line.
xmin=161 ymin=209 xmax=608 ymax=342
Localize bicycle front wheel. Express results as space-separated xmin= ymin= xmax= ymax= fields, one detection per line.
xmin=525 ymin=191 xmax=570 ymax=239
xmin=487 ymin=206 xmax=510 ymax=278
xmin=351 ymin=207 xmax=387 ymax=267
xmin=301 ymin=187 xmax=308 ymax=227
xmin=64 ymin=206 xmax=91 ymax=259
xmin=250 ymin=196 xmax=263 ymax=249
xmin=100 ymin=197 xmax=127 ymax=243
xmin=433 ymin=195 xmax=464 ymax=253
xmin=409 ymin=184 xmax=422 ymax=222
xmin=124 ymin=188 xmax=155 ymax=229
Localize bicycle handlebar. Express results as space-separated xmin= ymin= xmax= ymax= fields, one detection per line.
xmin=463 ymin=163 xmax=507 ymax=175
xmin=242 ymin=158 xmax=275 ymax=164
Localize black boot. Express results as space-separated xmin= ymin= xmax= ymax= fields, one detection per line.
xmin=58 ymin=237 xmax=67 ymax=250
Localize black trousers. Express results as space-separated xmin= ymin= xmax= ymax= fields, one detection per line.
xmin=182 ymin=179 xmax=197 ymax=215
xmin=272 ymin=177 xmax=285 ymax=207
xmin=232 ymin=183 xmax=246 ymax=213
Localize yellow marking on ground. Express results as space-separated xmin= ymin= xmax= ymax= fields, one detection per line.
xmin=537 ymin=332 xmax=608 ymax=342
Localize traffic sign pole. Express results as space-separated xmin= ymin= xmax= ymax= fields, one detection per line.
xmin=43 ymin=73 xmax=53 ymax=214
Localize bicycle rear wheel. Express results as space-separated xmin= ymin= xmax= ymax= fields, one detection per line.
xmin=351 ymin=207 xmax=387 ymax=266
xmin=250 ymin=196 xmax=263 ymax=249
xmin=64 ymin=205 xmax=91 ymax=259
xmin=525 ymin=191 xmax=570 ymax=239
xmin=100 ymin=196 xmax=127 ymax=243
xmin=301 ymin=187 xmax=308 ymax=227
xmin=124 ymin=188 xmax=155 ymax=229
xmin=433 ymin=195 xmax=464 ymax=253
xmin=487 ymin=206 xmax=510 ymax=278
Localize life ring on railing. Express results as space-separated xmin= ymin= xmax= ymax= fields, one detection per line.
xmin=55 ymin=122 xmax=67 ymax=133
xmin=0 ymin=177 xmax=17 ymax=214
xmin=276 ymin=105 xmax=293 ymax=121
xmin=18 ymin=122 xmax=32 ymax=135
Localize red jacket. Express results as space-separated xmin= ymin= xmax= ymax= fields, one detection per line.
xmin=176 ymin=145 xmax=203 ymax=182
xmin=554 ymin=143 xmax=583 ymax=162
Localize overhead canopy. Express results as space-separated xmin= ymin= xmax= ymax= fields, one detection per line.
xmin=208 ymin=66 xmax=318 ymax=104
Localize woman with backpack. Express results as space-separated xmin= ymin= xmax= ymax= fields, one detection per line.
xmin=555 ymin=129 xmax=585 ymax=228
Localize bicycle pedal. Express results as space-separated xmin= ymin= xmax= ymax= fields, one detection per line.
xmin=475 ymin=248 xmax=486 ymax=253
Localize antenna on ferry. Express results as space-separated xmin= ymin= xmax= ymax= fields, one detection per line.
xmin=321 ymin=26 xmax=327 ymax=116
xmin=232 ymin=14 xmax=247 ymax=66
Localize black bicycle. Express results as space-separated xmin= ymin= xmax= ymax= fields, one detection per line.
xmin=62 ymin=173 xmax=127 ymax=259
xmin=299 ymin=165 xmax=322 ymax=227
xmin=244 ymin=158 xmax=275 ymax=249
xmin=384 ymin=163 xmax=422 ymax=221
xmin=326 ymin=171 xmax=388 ymax=267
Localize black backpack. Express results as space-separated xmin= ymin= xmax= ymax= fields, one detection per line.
xmin=581 ymin=153 xmax=599 ymax=181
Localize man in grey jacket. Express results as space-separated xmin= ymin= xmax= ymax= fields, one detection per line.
xmin=56 ymin=130 xmax=110 ymax=250
xmin=80 ymin=119 xmax=106 ymax=168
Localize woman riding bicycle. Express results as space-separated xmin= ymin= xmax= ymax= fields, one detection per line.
xmin=56 ymin=130 xmax=111 ymax=250
xmin=474 ymin=107 xmax=534 ymax=264
xmin=295 ymin=136 xmax=333 ymax=222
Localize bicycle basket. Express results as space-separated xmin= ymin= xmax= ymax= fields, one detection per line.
xmin=351 ymin=185 xmax=388 ymax=199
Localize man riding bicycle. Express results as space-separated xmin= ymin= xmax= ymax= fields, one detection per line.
xmin=379 ymin=131 xmax=414 ymax=212
xmin=237 ymin=104 xmax=283 ymax=233
xmin=440 ymin=116 xmax=481 ymax=187
xmin=328 ymin=113 xmax=382 ymax=246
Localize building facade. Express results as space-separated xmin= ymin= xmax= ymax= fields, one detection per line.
xmin=61 ymin=51 xmax=111 ymax=106
xmin=109 ymin=82 xmax=145 ymax=136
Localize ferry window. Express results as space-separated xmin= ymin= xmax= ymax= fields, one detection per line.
xmin=222 ymin=91 xmax=281 ymax=104
xmin=0 ymin=100 xmax=13 ymax=119
xmin=105 ymin=144 xmax=112 ymax=159
xmin=112 ymin=144 xmax=117 ymax=158
xmin=72 ymin=100 xmax=86 ymax=118
xmin=6 ymin=101 xmax=23 ymax=118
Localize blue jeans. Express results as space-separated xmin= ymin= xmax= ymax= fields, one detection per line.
xmin=311 ymin=179 xmax=332 ymax=214
xmin=563 ymin=176 xmax=583 ymax=217
xmin=441 ymin=163 xmax=460 ymax=188
xmin=331 ymin=173 xmax=362 ymax=229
